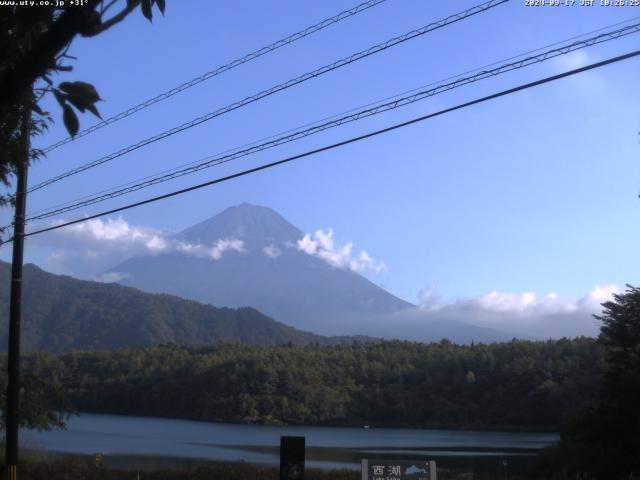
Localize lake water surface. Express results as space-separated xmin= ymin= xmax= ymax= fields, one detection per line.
xmin=23 ymin=413 xmax=558 ymax=470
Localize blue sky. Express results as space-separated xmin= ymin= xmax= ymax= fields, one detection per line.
xmin=1 ymin=0 xmax=639 ymax=328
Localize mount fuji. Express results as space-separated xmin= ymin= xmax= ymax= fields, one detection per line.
xmin=107 ymin=203 xmax=511 ymax=342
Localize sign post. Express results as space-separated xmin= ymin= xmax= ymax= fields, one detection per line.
xmin=280 ymin=436 xmax=305 ymax=480
xmin=362 ymin=459 xmax=437 ymax=480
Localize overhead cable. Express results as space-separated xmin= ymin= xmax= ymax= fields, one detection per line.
xmin=4 ymin=47 xmax=636 ymax=245
xmin=24 ymin=14 xmax=640 ymax=220
xmin=28 ymin=0 xmax=508 ymax=193
xmin=40 ymin=0 xmax=390 ymax=153
xmin=24 ymin=21 xmax=640 ymax=222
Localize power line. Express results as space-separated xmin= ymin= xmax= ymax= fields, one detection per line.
xmin=5 ymin=47 xmax=637 ymax=245
xmin=23 ymin=14 xmax=640 ymax=220
xmin=40 ymin=0 xmax=390 ymax=154
xmin=23 ymin=21 xmax=640 ymax=222
xmin=27 ymin=0 xmax=508 ymax=194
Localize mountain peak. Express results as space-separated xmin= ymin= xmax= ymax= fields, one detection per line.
xmin=180 ymin=203 xmax=302 ymax=248
xmin=236 ymin=202 xmax=266 ymax=210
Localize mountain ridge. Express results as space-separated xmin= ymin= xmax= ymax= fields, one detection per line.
xmin=107 ymin=203 xmax=515 ymax=342
xmin=0 ymin=261 xmax=375 ymax=352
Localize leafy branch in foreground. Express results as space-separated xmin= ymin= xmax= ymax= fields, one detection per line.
xmin=0 ymin=0 xmax=166 ymax=210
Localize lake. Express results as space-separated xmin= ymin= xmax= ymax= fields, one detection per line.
xmin=22 ymin=413 xmax=558 ymax=471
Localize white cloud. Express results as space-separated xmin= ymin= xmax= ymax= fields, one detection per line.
xmin=550 ymin=50 xmax=604 ymax=92
xmin=175 ymin=238 xmax=245 ymax=260
xmin=263 ymin=244 xmax=281 ymax=258
xmin=466 ymin=290 xmax=577 ymax=315
xmin=95 ymin=272 xmax=130 ymax=283
xmin=576 ymin=284 xmax=619 ymax=310
xmin=39 ymin=217 xmax=169 ymax=253
xmin=413 ymin=284 xmax=621 ymax=338
xmin=210 ymin=238 xmax=245 ymax=259
xmin=296 ymin=228 xmax=386 ymax=274
xmin=456 ymin=285 xmax=619 ymax=317
xmin=552 ymin=50 xmax=590 ymax=72
xmin=417 ymin=285 xmax=440 ymax=310
xmin=29 ymin=217 xmax=245 ymax=279
xmin=289 ymin=283 xmax=622 ymax=341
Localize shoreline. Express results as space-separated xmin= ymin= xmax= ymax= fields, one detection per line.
xmin=20 ymin=449 xmax=542 ymax=477
xmin=20 ymin=412 xmax=556 ymax=474
xmin=66 ymin=410 xmax=561 ymax=435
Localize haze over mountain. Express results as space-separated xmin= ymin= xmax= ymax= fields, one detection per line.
xmin=107 ymin=203 xmax=513 ymax=342
xmin=108 ymin=204 xmax=409 ymax=333
xmin=0 ymin=261 xmax=365 ymax=352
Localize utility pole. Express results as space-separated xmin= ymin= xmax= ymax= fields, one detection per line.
xmin=4 ymin=101 xmax=31 ymax=480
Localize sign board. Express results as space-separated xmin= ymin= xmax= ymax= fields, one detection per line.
xmin=94 ymin=452 xmax=103 ymax=467
xmin=361 ymin=459 xmax=436 ymax=480
xmin=280 ymin=436 xmax=305 ymax=480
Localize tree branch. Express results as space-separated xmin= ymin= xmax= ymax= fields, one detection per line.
xmin=101 ymin=0 xmax=120 ymax=16
xmin=0 ymin=2 xmax=100 ymax=118
xmin=86 ymin=0 xmax=140 ymax=37
xmin=0 ymin=0 xmax=141 ymax=119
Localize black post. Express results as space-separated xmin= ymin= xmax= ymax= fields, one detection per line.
xmin=280 ymin=436 xmax=305 ymax=480
xmin=4 ymin=104 xmax=30 ymax=480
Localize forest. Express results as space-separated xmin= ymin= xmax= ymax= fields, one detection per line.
xmin=4 ymin=337 xmax=603 ymax=432
xmin=0 ymin=261 xmax=369 ymax=351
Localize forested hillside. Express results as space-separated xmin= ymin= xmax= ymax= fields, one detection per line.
xmin=0 ymin=261 xmax=367 ymax=350
xmin=14 ymin=338 xmax=603 ymax=431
